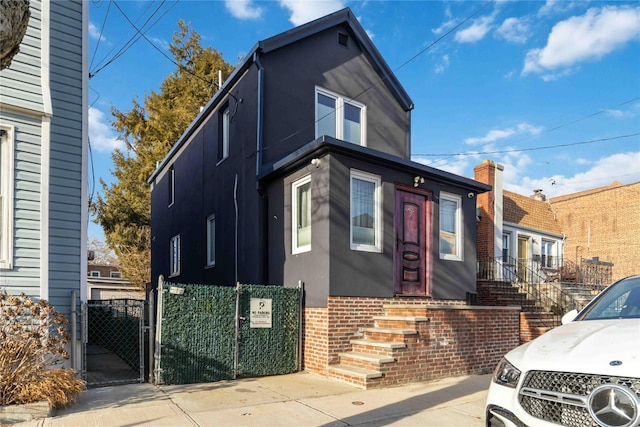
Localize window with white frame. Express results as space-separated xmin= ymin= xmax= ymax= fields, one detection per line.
xmin=439 ymin=193 xmax=463 ymax=261
xmin=90 ymin=270 xmax=100 ymax=277
xmin=350 ymin=170 xmax=381 ymax=252
xmin=316 ymin=87 xmax=366 ymax=146
xmin=0 ymin=126 xmax=14 ymax=269
xmin=292 ymin=175 xmax=311 ymax=253
xmin=502 ymin=233 xmax=511 ymax=261
xmin=541 ymin=240 xmax=555 ymax=268
xmin=218 ymin=107 xmax=230 ymax=162
xmin=168 ymin=165 xmax=175 ymax=207
xmin=206 ymin=214 xmax=216 ymax=267
xmin=169 ymin=234 xmax=181 ymax=276
xmin=110 ymin=271 xmax=121 ymax=278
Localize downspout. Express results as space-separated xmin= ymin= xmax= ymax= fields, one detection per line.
xmin=254 ymin=50 xmax=269 ymax=283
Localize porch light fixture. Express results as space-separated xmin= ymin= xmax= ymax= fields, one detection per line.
xmin=311 ymin=158 xmax=321 ymax=168
xmin=413 ymin=176 xmax=424 ymax=187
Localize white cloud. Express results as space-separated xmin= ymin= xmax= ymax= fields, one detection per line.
xmin=464 ymin=123 xmax=542 ymax=145
xmin=279 ymin=0 xmax=345 ymax=26
xmin=537 ymin=0 xmax=580 ymax=17
xmin=455 ymin=14 xmax=495 ymax=43
xmin=225 ymin=0 xmax=264 ymax=20
xmin=89 ymin=107 xmax=124 ymax=153
xmin=89 ymin=22 xmax=106 ymax=42
xmin=605 ymin=108 xmax=635 ymax=119
xmin=432 ymin=19 xmax=456 ymax=36
xmin=523 ymin=5 xmax=640 ymax=76
xmin=575 ymin=158 xmax=591 ymax=165
xmin=496 ymin=17 xmax=530 ymax=43
xmin=434 ymin=54 xmax=450 ymax=74
xmin=505 ymin=152 xmax=640 ymax=198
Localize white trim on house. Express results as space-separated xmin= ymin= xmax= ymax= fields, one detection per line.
xmin=292 ymin=174 xmax=312 ymax=254
xmin=0 ymin=125 xmax=14 ymax=270
xmin=80 ymin=0 xmax=89 ymax=303
xmin=315 ymin=86 xmax=367 ymax=146
xmin=349 ymin=169 xmax=382 ymax=252
xmin=439 ymin=192 xmax=463 ymax=261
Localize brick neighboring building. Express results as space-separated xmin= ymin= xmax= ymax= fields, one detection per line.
xmin=550 ymin=181 xmax=640 ymax=281
xmin=475 ymin=159 xmax=640 ymax=283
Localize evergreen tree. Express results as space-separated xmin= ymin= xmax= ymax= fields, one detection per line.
xmin=92 ymin=21 xmax=234 ymax=289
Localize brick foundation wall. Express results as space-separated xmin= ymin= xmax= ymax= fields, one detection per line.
xmin=303 ymin=296 xmax=519 ymax=383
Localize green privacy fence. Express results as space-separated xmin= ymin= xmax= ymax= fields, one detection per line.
xmin=154 ymin=281 xmax=301 ymax=385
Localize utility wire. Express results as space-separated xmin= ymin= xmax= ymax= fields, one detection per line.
xmin=413 ymin=133 xmax=639 ymax=157
xmin=274 ymin=0 xmax=496 ymax=146
xmin=89 ymin=0 xmax=111 ymax=71
xmin=90 ymin=0 xmax=178 ymax=79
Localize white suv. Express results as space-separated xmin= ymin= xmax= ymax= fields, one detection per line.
xmin=486 ymin=275 xmax=640 ymax=427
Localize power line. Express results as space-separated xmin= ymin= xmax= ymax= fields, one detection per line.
xmin=413 ymin=133 xmax=639 ymax=157
xmin=90 ymin=0 xmax=178 ymax=79
xmin=274 ymin=0 xmax=496 ymax=146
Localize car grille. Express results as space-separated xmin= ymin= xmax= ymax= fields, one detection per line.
xmin=519 ymin=370 xmax=640 ymax=427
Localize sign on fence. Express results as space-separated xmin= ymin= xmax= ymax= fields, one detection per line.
xmin=250 ymin=298 xmax=272 ymax=328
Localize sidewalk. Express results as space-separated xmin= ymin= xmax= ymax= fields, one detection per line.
xmin=17 ymin=373 xmax=490 ymax=426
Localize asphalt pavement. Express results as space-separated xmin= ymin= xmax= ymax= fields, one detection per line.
xmin=13 ymin=372 xmax=491 ymax=426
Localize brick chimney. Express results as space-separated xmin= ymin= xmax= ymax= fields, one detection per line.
xmin=474 ymin=160 xmax=504 ymax=260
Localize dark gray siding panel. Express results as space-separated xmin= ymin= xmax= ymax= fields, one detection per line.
xmin=260 ymin=24 xmax=410 ymax=166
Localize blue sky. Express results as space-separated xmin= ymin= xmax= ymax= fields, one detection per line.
xmin=88 ymin=0 xmax=640 ymax=240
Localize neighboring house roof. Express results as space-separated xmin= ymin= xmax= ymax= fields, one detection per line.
xmin=503 ymin=190 xmax=562 ymax=235
xmin=148 ymin=7 xmax=413 ymax=184
xmin=549 ymin=181 xmax=624 ymax=203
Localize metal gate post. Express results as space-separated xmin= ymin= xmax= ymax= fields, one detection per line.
xmin=233 ymin=282 xmax=241 ymax=379
xmin=148 ymin=289 xmax=155 ymax=383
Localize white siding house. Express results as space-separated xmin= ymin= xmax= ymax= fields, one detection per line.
xmin=0 ymin=0 xmax=87 ymax=370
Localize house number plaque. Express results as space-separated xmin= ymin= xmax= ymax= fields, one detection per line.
xmin=250 ymin=298 xmax=272 ymax=328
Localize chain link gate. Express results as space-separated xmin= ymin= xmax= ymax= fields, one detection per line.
xmin=154 ymin=281 xmax=302 ymax=385
xmin=82 ymin=299 xmax=147 ymax=387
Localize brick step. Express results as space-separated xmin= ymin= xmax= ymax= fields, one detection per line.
xmin=327 ymin=365 xmax=382 ymax=389
xmin=361 ymin=327 xmax=417 ymax=342
xmin=350 ymin=339 xmax=407 ymax=355
xmin=382 ymin=305 xmax=428 ymax=317
xmin=373 ymin=316 xmax=430 ymax=329
xmin=337 ymin=352 xmax=395 ymax=371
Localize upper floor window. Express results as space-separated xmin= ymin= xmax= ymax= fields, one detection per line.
xmin=89 ymin=270 xmax=100 ymax=277
xmin=168 ymin=165 xmax=175 ymax=207
xmin=110 ymin=271 xmax=121 ymax=278
xmin=316 ymin=87 xmax=366 ymax=146
xmin=350 ymin=170 xmax=381 ymax=252
xmin=439 ymin=192 xmax=463 ymax=261
xmin=170 ymin=234 xmax=181 ymax=277
xmin=206 ymin=214 xmax=216 ymax=267
xmin=218 ymin=106 xmax=230 ymax=163
xmin=0 ymin=126 xmax=14 ymax=269
xmin=292 ymin=175 xmax=311 ymax=254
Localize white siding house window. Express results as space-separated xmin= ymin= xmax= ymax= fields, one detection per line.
xmin=350 ymin=170 xmax=381 ymax=252
xmin=0 ymin=126 xmax=14 ymax=269
xmin=170 ymin=234 xmax=181 ymax=277
xmin=541 ymin=240 xmax=555 ymax=268
xmin=292 ymin=175 xmax=311 ymax=254
xmin=439 ymin=193 xmax=463 ymax=261
xmin=316 ymin=87 xmax=366 ymax=146
xmin=502 ymin=233 xmax=511 ymax=261
xmin=206 ymin=214 xmax=216 ymax=267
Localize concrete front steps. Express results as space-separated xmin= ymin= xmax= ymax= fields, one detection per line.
xmin=327 ymin=306 xmax=431 ymax=389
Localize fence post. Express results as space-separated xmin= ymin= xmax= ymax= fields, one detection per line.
xmin=153 ymin=275 xmax=164 ymax=384
xmin=148 ymin=289 xmax=155 ymax=383
xmin=233 ymin=282 xmax=241 ymax=380
xmin=71 ymin=290 xmax=77 ymax=371
xmin=297 ymin=280 xmax=304 ymax=372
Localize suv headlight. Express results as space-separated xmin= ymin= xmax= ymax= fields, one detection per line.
xmin=493 ymin=358 xmax=521 ymax=388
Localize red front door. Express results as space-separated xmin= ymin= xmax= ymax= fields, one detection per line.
xmin=394 ymin=188 xmax=432 ymax=295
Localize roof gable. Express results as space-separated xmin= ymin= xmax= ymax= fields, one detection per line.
xmin=503 ymin=190 xmax=562 ymax=234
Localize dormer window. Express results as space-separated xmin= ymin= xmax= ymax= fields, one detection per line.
xmin=315 ymin=87 xmax=366 ymax=146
